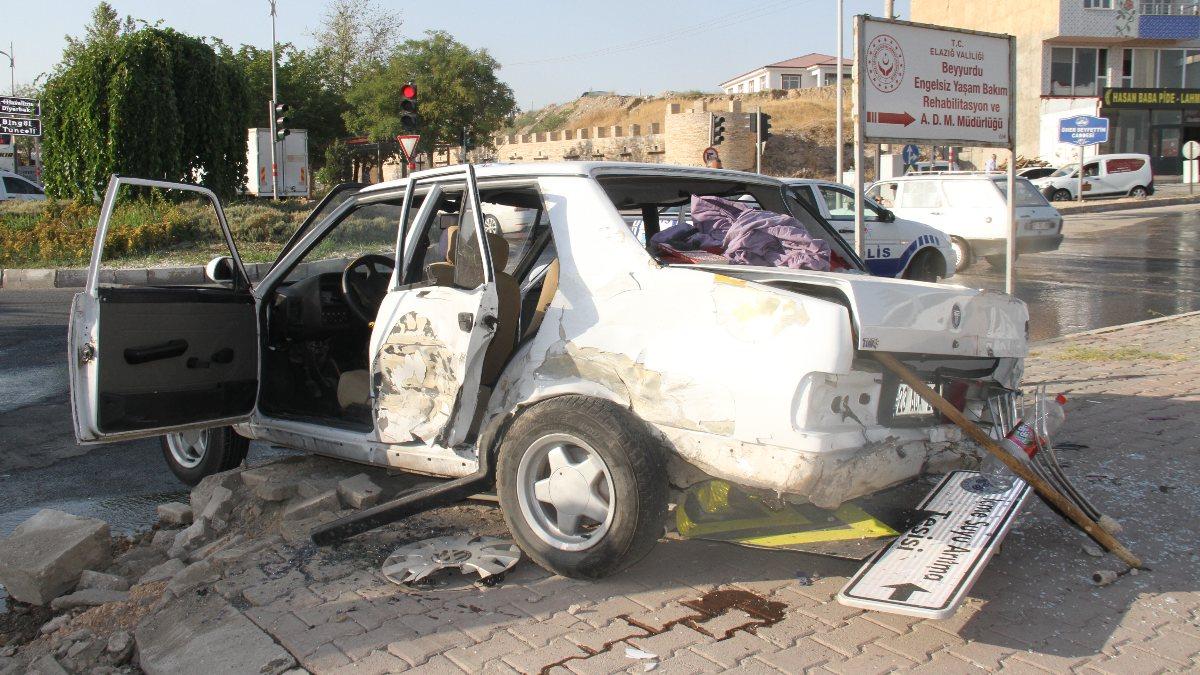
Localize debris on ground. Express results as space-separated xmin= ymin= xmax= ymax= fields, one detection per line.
xmin=625 ymin=646 xmax=660 ymax=671
xmin=380 ymin=535 xmax=521 ymax=585
xmin=0 ymin=510 xmax=111 ymax=605
xmin=1081 ymin=543 xmax=1105 ymax=558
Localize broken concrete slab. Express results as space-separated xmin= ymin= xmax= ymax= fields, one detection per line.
xmin=338 ymin=473 xmax=382 ymax=509
xmin=27 ymin=654 xmax=68 ymax=675
xmin=138 ymin=558 xmax=186 ymax=585
xmin=155 ymin=502 xmax=193 ymax=526
xmin=168 ymin=520 xmax=208 ymax=560
xmin=106 ymin=630 xmax=133 ymax=662
xmin=256 ymin=478 xmax=298 ymax=502
xmin=77 ymin=570 xmax=129 ymax=592
xmin=282 ymin=489 xmax=340 ymax=522
xmin=200 ymin=485 xmax=236 ymax=523
xmin=166 ymin=560 xmax=219 ymax=597
xmin=49 ymin=588 xmax=129 ymax=610
xmin=150 ymin=529 xmax=176 ymax=551
xmin=190 ymin=471 xmax=242 ymax=521
xmin=135 ymin=588 xmax=296 ymax=675
xmin=0 ymin=509 xmax=111 ymax=605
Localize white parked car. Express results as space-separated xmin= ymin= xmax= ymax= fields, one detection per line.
xmin=1030 ymin=153 xmax=1154 ymax=201
xmin=0 ymin=169 xmax=46 ymax=201
xmin=785 ymin=178 xmax=956 ymax=281
xmin=69 ymin=164 xmax=1029 ymax=579
xmin=869 ymin=173 xmax=1063 ymax=272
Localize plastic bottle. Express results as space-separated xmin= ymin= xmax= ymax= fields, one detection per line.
xmin=977 ymin=393 xmax=1067 ymax=491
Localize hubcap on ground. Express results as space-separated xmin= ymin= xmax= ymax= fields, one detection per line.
xmin=516 ymin=433 xmax=615 ymax=552
xmin=166 ymin=429 xmax=209 ymax=469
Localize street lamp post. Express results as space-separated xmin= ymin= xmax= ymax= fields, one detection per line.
xmin=0 ymin=42 xmax=14 ymax=95
xmin=268 ymin=0 xmax=280 ymax=200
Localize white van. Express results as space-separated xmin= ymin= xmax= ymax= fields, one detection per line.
xmin=1030 ymin=153 xmax=1154 ymax=201
xmin=868 ymin=173 xmax=1063 ymax=271
xmin=0 ymin=170 xmax=45 ymax=201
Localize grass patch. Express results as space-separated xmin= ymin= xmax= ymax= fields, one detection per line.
xmin=1055 ymin=345 xmax=1187 ymax=362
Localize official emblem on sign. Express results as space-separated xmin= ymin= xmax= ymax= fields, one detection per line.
xmin=866 ymin=34 xmax=905 ymax=93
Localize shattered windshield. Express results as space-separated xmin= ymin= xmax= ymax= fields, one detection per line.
xmin=598 ymin=175 xmax=863 ymax=273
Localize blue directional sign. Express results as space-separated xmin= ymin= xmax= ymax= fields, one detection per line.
xmin=1059 ymin=115 xmax=1109 ymax=146
xmin=902 ymin=144 xmax=920 ymax=166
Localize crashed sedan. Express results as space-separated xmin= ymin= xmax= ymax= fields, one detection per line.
xmin=68 ymin=163 xmax=1028 ymax=579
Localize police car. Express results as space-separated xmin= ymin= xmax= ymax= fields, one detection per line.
xmin=784 ymin=179 xmax=956 ymax=281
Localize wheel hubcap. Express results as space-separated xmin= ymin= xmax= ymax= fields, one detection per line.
xmin=516 ymin=433 xmax=615 ymax=551
xmin=166 ymin=429 xmax=209 ymax=469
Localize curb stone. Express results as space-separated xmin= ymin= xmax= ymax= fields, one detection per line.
xmin=1056 ymin=193 xmax=1200 ymax=215
xmin=1030 ymin=309 xmax=1200 ymax=347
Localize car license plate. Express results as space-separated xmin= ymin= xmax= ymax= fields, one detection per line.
xmin=1030 ymin=221 xmax=1054 ymax=231
xmin=893 ymin=383 xmax=935 ymax=417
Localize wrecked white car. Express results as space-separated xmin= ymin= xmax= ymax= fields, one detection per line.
xmin=68 ymin=163 xmax=1028 ymax=579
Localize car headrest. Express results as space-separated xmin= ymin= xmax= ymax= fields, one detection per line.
xmin=485 ymin=232 xmax=509 ymax=271
xmin=440 ymin=225 xmax=459 ymax=263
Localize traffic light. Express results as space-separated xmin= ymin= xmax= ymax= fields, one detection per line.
xmin=757 ymin=113 xmax=772 ymax=144
xmin=711 ymin=115 xmax=726 ymax=145
xmin=274 ymin=103 xmax=291 ymax=141
xmin=400 ymin=82 xmax=419 ymax=132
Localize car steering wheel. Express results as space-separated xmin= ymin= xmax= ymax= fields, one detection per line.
xmin=341 ymin=254 xmax=396 ymax=324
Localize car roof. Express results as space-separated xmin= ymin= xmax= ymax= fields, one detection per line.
xmin=359 ymin=162 xmax=788 ymax=194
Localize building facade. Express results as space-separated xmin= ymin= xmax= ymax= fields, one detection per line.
xmin=719 ymin=53 xmax=848 ymax=94
xmin=913 ymin=0 xmax=1200 ymax=175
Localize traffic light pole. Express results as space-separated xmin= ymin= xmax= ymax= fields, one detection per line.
xmin=269 ymin=0 xmax=279 ymax=201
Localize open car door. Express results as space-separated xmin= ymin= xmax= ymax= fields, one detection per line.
xmin=69 ymin=176 xmax=258 ymax=443
xmin=370 ymin=165 xmax=499 ymax=448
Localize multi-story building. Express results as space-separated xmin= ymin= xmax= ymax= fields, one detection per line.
xmin=718 ymin=53 xmax=848 ymax=94
xmin=913 ymin=0 xmax=1200 ymax=175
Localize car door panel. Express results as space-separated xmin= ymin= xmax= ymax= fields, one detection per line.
xmin=69 ymin=175 xmax=258 ymax=443
xmin=370 ymin=166 xmax=498 ymax=448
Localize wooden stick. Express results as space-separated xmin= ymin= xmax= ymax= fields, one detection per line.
xmin=875 ymin=351 xmax=1144 ymax=570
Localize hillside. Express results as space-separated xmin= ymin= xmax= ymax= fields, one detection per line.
xmin=500 ymin=88 xmax=852 ymax=179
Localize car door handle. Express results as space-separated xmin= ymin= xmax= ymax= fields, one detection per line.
xmin=124 ymin=339 xmax=188 ymax=365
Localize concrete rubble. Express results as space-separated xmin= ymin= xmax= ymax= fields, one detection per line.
xmin=0 ymin=510 xmax=111 ymax=605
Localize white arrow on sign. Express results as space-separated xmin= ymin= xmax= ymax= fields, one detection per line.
xmin=396 ymin=134 xmax=420 ymax=162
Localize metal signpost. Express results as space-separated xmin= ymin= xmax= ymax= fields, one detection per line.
xmin=853 ymin=16 xmax=1015 ymax=291
xmin=1183 ymin=140 xmax=1200 ymax=194
xmin=1057 ymin=115 xmax=1109 ymax=202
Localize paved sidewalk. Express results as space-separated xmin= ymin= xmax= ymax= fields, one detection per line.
xmin=7 ymin=315 xmax=1198 ymax=674
xmin=228 ymin=315 xmax=1200 ymax=674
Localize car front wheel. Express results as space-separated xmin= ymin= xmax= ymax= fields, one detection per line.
xmin=497 ymin=396 xmax=668 ymax=579
xmin=1052 ymin=188 xmax=1073 ymax=202
xmin=161 ymin=426 xmax=249 ymax=486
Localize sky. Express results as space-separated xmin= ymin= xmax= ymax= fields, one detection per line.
xmin=12 ymin=0 xmax=911 ymax=109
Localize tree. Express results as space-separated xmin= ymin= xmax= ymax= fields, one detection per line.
xmin=61 ymin=2 xmax=136 ymax=68
xmin=41 ymin=26 xmax=249 ymax=200
xmin=310 ymin=0 xmax=402 ymax=94
xmin=215 ymin=42 xmax=348 ymax=158
xmin=344 ymin=31 xmax=517 ymax=155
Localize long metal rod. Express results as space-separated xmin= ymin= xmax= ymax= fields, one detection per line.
xmin=874 ymin=352 xmax=1144 ymax=570
xmin=269 ymin=0 xmax=279 ymax=201
xmin=835 ymin=0 xmax=844 ymax=182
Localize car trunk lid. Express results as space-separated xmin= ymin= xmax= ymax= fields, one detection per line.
xmin=688 ymin=265 xmax=1029 ymax=358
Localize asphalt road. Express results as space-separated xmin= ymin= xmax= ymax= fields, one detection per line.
xmin=1 ymin=201 xmax=1196 ymax=536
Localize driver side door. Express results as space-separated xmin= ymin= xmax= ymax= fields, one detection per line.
xmin=369 ymin=167 xmax=499 ymax=448
xmin=69 ymin=176 xmax=258 ymax=443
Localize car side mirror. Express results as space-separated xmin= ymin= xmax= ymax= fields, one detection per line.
xmin=205 ymin=256 xmax=235 ymax=284
xmin=879 ymin=209 xmax=896 ymax=223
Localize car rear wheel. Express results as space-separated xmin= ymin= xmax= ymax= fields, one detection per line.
xmin=950 ymin=237 xmax=972 ymax=273
xmin=1128 ymin=185 xmax=1148 ymax=198
xmin=903 ymin=250 xmax=945 ymax=282
xmin=496 ymin=396 xmax=668 ymax=579
xmin=161 ymin=426 xmax=249 ymax=486
xmin=1051 ymin=188 xmax=1073 ymax=202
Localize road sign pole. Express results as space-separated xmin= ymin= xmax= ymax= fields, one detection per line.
xmin=835 ymin=0 xmax=844 ymax=182
xmin=1078 ymin=146 xmax=1084 ymax=203
xmin=1005 ymin=38 xmax=1017 ymax=296
xmin=853 ymin=16 xmax=866 ymax=257
xmin=755 ymin=107 xmax=762 ymax=174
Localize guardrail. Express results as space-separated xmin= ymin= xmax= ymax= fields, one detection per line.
xmin=1140 ymin=2 xmax=1200 ymax=16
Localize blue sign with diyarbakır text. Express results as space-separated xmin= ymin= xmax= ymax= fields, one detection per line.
xmin=1058 ymin=115 xmax=1109 ymax=146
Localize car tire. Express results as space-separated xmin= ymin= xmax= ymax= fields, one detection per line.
xmin=1052 ymin=188 xmax=1073 ymax=202
xmin=985 ymin=254 xmax=1017 ymax=270
xmin=1128 ymin=185 xmax=1148 ymax=198
xmin=950 ymin=237 xmax=972 ymax=273
xmin=496 ymin=396 xmax=668 ymax=579
xmin=903 ymin=250 xmax=944 ymax=282
xmin=161 ymin=426 xmax=249 ymax=486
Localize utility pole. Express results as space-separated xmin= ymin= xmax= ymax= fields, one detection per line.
xmin=884 ymin=0 xmax=895 ymax=19
xmin=268 ymin=0 xmax=279 ymax=200
xmin=835 ymin=0 xmax=844 ymax=183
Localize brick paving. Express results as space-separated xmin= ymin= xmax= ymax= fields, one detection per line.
xmin=217 ymin=315 xmax=1200 ymax=673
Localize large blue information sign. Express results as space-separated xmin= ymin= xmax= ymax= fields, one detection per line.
xmin=1059 ymin=115 xmax=1109 ymax=146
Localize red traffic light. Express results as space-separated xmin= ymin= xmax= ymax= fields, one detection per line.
xmin=401 ymin=83 xmax=417 ymax=99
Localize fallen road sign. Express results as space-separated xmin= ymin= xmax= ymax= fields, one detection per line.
xmin=837 ymin=470 xmax=1031 ymax=619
